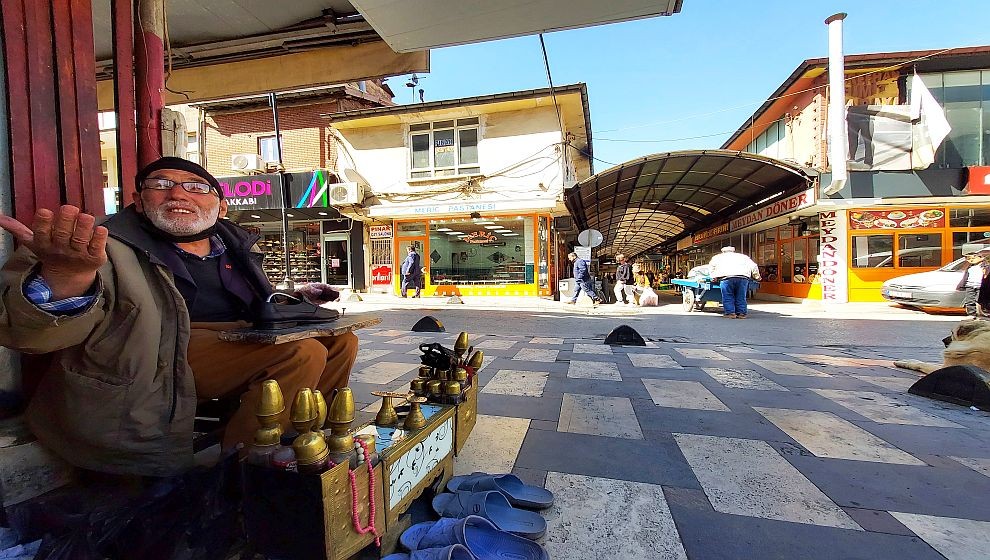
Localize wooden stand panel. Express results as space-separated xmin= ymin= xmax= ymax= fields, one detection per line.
xmin=242 ymin=459 xmax=385 ymax=560
xmin=454 ymin=382 xmax=478 ymax=455
xmin=219 ymin=313 xmax=381 ymax=345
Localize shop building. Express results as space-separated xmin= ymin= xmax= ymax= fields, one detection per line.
xmin=327 ymin=84 xmax=594 ymax=297
xmin=680 ymin=46 xmax=990 ymax=303
xmin=193 ymin=83 xmax=395 ymax=289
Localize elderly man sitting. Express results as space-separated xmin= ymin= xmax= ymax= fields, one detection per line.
xmin=0 ymin=157 xmax=357 ymax=476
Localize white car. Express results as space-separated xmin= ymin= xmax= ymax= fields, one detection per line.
xmin=881 ymin=258 xmax=968 ymax=309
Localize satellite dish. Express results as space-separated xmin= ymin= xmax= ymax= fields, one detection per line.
xmin=578 ymin=228 xmax=603 ymax=248
xmin=342 ymin=168 xmax=371 ymax=189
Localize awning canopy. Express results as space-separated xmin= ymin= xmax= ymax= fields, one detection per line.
xmin=564 ymin=150 xmax=814 ymax=258
xmin=91 ymin=1 xmax=429 ymax=109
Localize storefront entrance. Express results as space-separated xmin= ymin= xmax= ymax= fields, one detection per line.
xmin=323 ymin=234 xmax=351 ymax=287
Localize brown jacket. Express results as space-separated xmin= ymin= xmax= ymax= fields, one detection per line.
xmin=0 ymin=207 xmax=268 ymax=476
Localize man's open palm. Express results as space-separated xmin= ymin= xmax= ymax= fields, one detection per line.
xmin=0 ymin=205 xmax=108 ymax=280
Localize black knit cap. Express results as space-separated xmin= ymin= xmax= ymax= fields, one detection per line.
xmin=135 ymin=156 xmax=224 ymax=199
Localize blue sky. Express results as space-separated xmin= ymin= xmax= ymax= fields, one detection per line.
xmin=387 ymin=1 xmax=989 ymax=171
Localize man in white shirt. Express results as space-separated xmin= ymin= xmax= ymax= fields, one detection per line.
xmin=708 ymin=246 xmax=761 ymax=318
xmin=958 ymin=252 xmax=986 ymax=317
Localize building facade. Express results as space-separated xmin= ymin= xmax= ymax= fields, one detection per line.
xmin=676 ymin=47 xmax=990 ymax=303
xmin=328 ymin=84 xmax=594 ymax=297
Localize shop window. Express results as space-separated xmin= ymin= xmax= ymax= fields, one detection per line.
xmin=912 ymin=70 xmax=989 ymax=167
xmin=952 ymin=230 xmax=990 ymax=259
xmin=898 ymin=233 xmax=941 ymax=267
xmin=409 ymin=118 xmax=481 ymax=178
xmin=429 ymin=217 xmax=533 ymax=285
xmin=851 ymin=234 xmax=894 ymax=268
xmin=950 ymin=208 xmax=990 ymax=228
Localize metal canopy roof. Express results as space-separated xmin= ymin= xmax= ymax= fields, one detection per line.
xmin=564 ymin=150 xmax=813 ymax=258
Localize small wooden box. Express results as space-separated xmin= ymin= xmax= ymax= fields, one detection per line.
xmin=242 ymin=459 xmax=385 ymax=560
xmin=454 ymin=382 xmax=478 ymax=455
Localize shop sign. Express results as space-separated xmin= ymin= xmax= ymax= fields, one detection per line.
xmin=818 ymin=210 xmax=849 ymax=304
xmin=693 ymin=223 xmax=730 ymax=244
xmin=675 ymin=237 xmax=693 ymax=251
xmin=371 ymin=265 xmax=392 ymax=285
xmin=369 ymin=225 xmax=393 ymax=239
xmin=218 ymin=170 xmax=338 ymax=211
xmin=848 ymin=207 xmax=946 ymax=230
xmin=574 ymin=246 xmax=592 ymax=260
xmin=730 ymin=188 xmax=816 ymax=231
xmin=412 ymin=202 xmax=497 ymax=215
xmin=463 ymin=231 xmax=498 ymax=244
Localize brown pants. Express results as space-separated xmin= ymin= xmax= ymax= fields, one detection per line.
xmin=188 ymin=322 xmax=359 ymax=449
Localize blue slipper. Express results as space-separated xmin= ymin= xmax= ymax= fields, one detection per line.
xmin=432 ymin=491 xmax=547 ymax=540
xmin=447 ymin=472 xmax=554 ymax=510
xmin=400 ymin=515 xmax=548 ymax=560
xmin=383 ymin=543 xmax=474 ymax=560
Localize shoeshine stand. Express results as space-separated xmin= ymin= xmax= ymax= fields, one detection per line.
xmin=218 ymin=312 xmax=382 ymax=344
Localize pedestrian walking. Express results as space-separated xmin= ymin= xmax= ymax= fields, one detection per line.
xmin=614 ymin=254 xmax=633 ymax=304
xmin=708 ymin=246 xmax=761 ymax=318
xmin=959 ymin=250 xmax=990 ymax=317
xmin=565 ymin=252 xmax=600 ymax=307
xmin=400 ymin=245 xmax=422 ymax=298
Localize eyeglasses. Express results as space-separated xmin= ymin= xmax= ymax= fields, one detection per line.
xmin=141 ymin=177 xmax=217 ymax=196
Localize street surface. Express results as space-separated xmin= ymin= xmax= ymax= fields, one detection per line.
xmin=344 ymin=293 xmax=989 ymax=559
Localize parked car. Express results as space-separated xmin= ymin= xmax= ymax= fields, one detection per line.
xmin=880 ymin=258 xmax=968 ymax=309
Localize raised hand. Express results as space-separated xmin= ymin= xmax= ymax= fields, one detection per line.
xmin=0 ymin=205 xmax=108 ymax=299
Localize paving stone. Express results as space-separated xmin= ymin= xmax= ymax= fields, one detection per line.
xmin=850 ymin=375 xmax=919 ymax=392
xmin=790 ymin=353 xmax=895 ymax=368
xmin=355 ymin=348 xmax=393 ymax=363
xmin=702 ymin=367 xmax=788 ymax=391
xmin=510 ymin=466 xmax=547 ymax=489
xmin=371 ymin=329 xmax=408 ymax=337
xmin=542 ymin=472 xmax=687 ymax=560
xmin=627 ymin=353 xmax=683 ymax=369
xmin=643 ymin=379 xmax=730 ymax=412
xmin=558 ymin=394 xmax=643 ymax=440
xmin=716 ymin=345 xmax=760 ymax=354
xmin=511 ymin=348 xmax=559 ymax=362
xmin=566 ymin=360 xmax=622 ymax=381
xmin=674 ymin=433 xmax=860 ymax=529
xmin=571 ymin=343 xmax=613 ymax=355
xmin=514 ymin=429 xmax=701 ymax=489
xmin=951 ymin=456 xmax=990 ymax=478
xmin=478 ymin=394 xmax=562 ymax=422
xmin=812 ymin=389 xmax=964 ymax=428
xmin=890 ymin=512 xmax=990 ymax=560
xmin=383 ymin=335 xmax=434 ymax=345
xmin=476 ymin=339 xmax=518 ymax=350
xmin=481 ymin=369 xmax=548 ymax=397
xmin=842 ymin=508 xmax=916 ymax=536
xmin=676 ymin=348 xmax=730 ymax=361
xmin=668 ymin=505 xmax=945 ymax=560
xmin=632 ymin=400 xmax=793 ymax=442
xmin=528 ymin=419 xmax=557 ymax=431
xmin=777 ymin=447 xmax=990 ymax=521
xmin=453 ymin=414 xmax=530 ymax=476
xmin=661 ymin=486 xmax=714 ymax=512
xmin=529 ymin=337 xmax=564 ymax=345
xmin=749 ymin=359 xmax=830 ymax=377
xmin=753 ymin=408 xmax=925 ymax=465
xmin=350 ymin=362 xmax=419 ymax=385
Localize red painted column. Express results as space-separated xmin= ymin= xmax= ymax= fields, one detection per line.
xmin=112 ymin=0 xmax=138 ymax=206
xmin=133 ymin=0 xmax=164 ymax=168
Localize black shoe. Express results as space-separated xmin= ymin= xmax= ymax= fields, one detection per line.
xmin=252 ymin=293 xmax=339 ymax=329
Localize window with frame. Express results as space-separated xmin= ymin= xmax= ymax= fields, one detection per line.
xmin=258 ymin=135 xmax=284 ymax=163
xmin=409 ymin=118 xmax=480 ymax=178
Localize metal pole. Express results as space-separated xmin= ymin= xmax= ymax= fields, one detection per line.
xmin=269 ymin=92 xmax=293 ymax=291
xmin=823 ymin=13 xmax=848 ymax=196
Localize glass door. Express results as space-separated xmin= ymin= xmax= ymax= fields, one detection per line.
xmin=394 ymin=236 xmax=428 ymax=296
xmin=322 ymin=234 xmax=350 ymax=287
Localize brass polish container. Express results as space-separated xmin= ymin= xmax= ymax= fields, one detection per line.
xmin=404 ymin=396 xmax=428 ymax=430
xmin=256 ymin=380 xmax=286 ymax=427
xmin=418 ymin=365 xmax=433 ymax=379
xmin=444 ymin=379 xmax=462 ymax=396
xmin=410 ymin=378 xmax=426 ymax=396
xmin=326 ymin=388 xmax=355 ymax=455
xmin=355 ymin=433 xmax=376 ymax=452
xmin=468 ymin=350 xmax=484 ymax=370
xmin=253 ymin=425 xmax=283 ymax=447
xmin=313 ymin=390 xmax=328 ymax=431
xmin=453 ymin=367 xmax=468 ymax=382
xmin=371 ymin=391 xmax=400 ymax=427
xmin=427 ymin=370 xmax=445 ymax=397
xmin=292 ymin=431 xmax=330 ymax=467
xmin=291 ymin=389 xmax=318 ymax=433
xmin=454 ymin=332 xmax=470 ymax=359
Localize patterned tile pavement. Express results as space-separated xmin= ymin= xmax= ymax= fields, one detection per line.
xmin=352 ymin=327 xmax=990 ymax=559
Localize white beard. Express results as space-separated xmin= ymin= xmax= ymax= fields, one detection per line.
xmin=144 ymin=200 xmax=219 ymax=235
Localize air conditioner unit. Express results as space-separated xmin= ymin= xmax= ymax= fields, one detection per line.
xmin=231 ymin=153 xmax=266 ymax=174
xmin=328 ymin=181 xmax=364 ymax=205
